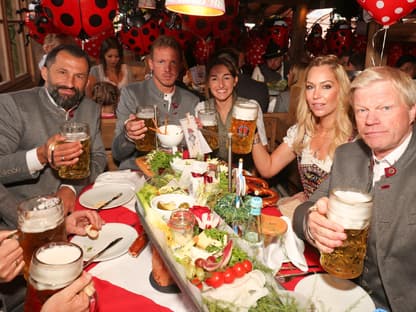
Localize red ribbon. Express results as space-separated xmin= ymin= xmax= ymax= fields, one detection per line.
xmin=191 ymin=172 xmax=213 ymax=183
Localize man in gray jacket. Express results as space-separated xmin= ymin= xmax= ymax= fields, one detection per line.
xmin=112 ymin=36 xmax=200 ymax=169
xmin=0 ymin=45 xmax=106 ymax=214
xmin=293 ymin=66 xmax=416 ymax=311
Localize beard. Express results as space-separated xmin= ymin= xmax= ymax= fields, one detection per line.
xmin=47 ymin=84 xmax=85 ymax=111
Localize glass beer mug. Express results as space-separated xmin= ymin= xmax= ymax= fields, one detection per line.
xmin=230 ymin=102 xmax=258 ymax=154
xmin=136 ymin=105 xmax=156 ymax=152
xmin=18 ymin=195 xmax=67 ymax=280
xmin=58 ymin=122 xmax=91 ymax=179
xmin=198 ymin=109 xmax=219 ymax=150
xmin=24 ymin=242 xmax=97 ymax=312
xmin=320 ymin=189 xmax=373 ymax=279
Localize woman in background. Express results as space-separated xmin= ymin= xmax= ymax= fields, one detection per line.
xmin=87 ymin=37 xmax=133 ymax=96
xmin=252 ymin=55 xmax=353 ymax=219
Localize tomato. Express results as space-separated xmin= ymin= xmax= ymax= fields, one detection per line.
xmin=190 ymin=278 xmax=203 ymax=290
xmin=205 ymin=271 xmax=224 ymax=288
xmin=223 ymin=267 xmax=236 ymax=284
xmin=241 ymin=259 xmax=253 ymax=273
xmin=194 ymin=258 xmax=205 ymax=268
xmin=232 ymin=263 xmax=246 ymax=278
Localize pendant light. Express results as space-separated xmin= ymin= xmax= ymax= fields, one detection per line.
xmin=165 ymin=0 xmax=225 ymax=17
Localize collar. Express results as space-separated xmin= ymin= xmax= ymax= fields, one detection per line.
xmin=372 ymin=131 xmax=412 ymax=166
xmin=44 ymin=87 xmax=79 ymax=119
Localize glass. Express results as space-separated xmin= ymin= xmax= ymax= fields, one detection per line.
xmin=24 ymin=242 xmax=97 ymax=312
xmin=320 ymin=188 xmax=373 ymax=279
xmin=17 ymin=196 xmax=67 ymax=280
xmin=136 ymin=106 xmax=156 ymax=152
xmin=168 ymin=209 xmax=195 ymax=247
xmin=230 ymin=102 xmax=258 ymax=154
xmin=199 ymin=109 xmax=219 ymax=150
xmin=58 ymin=122 xmax=91 ymax=179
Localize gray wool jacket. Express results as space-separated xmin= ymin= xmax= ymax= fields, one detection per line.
xmin=112 ymin=78 xmax=199 ymax=170
xmin=0 ymin=87 xmax=107 ymax=203
xmin=293 ymin=125 xmax=416 ymax=311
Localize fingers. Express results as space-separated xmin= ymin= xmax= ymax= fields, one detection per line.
xmin=47 ymin=134 xmax=82 ymax=168
xmin=62 ymin=272 xmax=93 ymax=297
xmin=66 ymin=211 xmax=104 ymax=236
xmin=0 ymin=230 xmax=18 ymax=242
xmin=125 ymin=116 xmax=147 ymax=140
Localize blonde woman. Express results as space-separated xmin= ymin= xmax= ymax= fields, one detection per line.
xmin=252 ymin=55 xmax=353 ymax=218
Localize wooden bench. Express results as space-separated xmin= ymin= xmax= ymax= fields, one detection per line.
xmin=100 ymin=118 xmax=118 ymax=171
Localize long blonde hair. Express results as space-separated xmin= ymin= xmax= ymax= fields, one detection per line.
xmin=292 ymin=55 xmax=353 ymax=158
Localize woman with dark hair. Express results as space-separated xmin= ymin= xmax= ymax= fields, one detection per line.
xmin=87 ymin=37 xmax=133 ymax=96
xmin=194 ymin=54 xmax=268 ymax=167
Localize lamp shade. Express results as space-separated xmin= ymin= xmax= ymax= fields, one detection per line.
xmin=165 ymin=0 xmax=225 ymax=17
xmin=138 ymin=0 xmax=156 ymax=9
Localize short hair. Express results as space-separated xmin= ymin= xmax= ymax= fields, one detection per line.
xmin=348 ymin=53 xmax=365 ymax=71
xmin=351 ymin=66 xmax=416 ymax=109
xmin=149 ymin=35 xmax=182 ymax=61
xmin=43 ymin=33 xmax=76 ymax=50
xmin=45 ymin=44 xmax=91 ymax=72
xmin=91 ymin=81 xmax=120 ymax=106
xmin=395 ymin=54 xmax=416 ymax=68
xmin=99 ymin=37 xmax=124 ymax=74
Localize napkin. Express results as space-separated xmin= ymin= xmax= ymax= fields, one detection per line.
xmin=93 ymin=277 xmax=172 ymax=312
xmin=263 ymin=216 xmax=308 ymax=273
xmin=94 ymin=170 xmax=145 ymax=192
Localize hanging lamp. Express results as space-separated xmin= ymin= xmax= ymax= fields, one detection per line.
xmin=165 ymin=0 xmax=225 ymax=17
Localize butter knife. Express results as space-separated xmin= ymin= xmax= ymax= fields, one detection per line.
xmin=83 ymin=237 xmax=123 ymax=268
xmin=95 ymin=192 xmax=123 ymax=210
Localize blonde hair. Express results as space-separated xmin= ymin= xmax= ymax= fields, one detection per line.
xmin=351 ymin=66 xmax=416 ymax=109
xmin=292 ymin=55 xmax=353 ymax=158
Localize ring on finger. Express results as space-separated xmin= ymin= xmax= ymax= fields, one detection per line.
xmin=61 ymin=156 xmax=65 ymax=161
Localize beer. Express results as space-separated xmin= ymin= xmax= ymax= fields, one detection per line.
xmin=58 ymin=122 xmax=90 ymax=179
xmin=230 ymin=102 xmax=258 ymax=154
xmin=320 ymin=189 xmax=372 ymax=279
xmin=58 ymin=137 xmax=91 ymax=179
xmin=135 ymin=107 xmax=156 ymax=152
xmin=199 ymin=109 xmax=218 ymax=150
xmin=24 ymin=242 xmax=83 ymax=312
xmin=18 ymin=196 xmax=66 ymax=280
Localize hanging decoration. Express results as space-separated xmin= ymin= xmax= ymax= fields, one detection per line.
xmin=356 ymin=0 xmax=416 ymax=27
xmin=181 ymin=15 xmax=213 ymax=39
xmin=120 ymin=18 xmax=159 ymax=56
xmin=245 ymin=35 xmax=266 ymax=68
xmin=81 ymin=27 xmax=116 ymax=59
xmin=306 ymin=23 xmax=326 ymax=57
xmin=22 ymin=10 xmax=57 ymax=44
xmin=264 ymin=18 xmax=289 ymax=52
xmin=325 ymin=21 xmax=352 ymax=57
xmin=193 ymin=37 xmax=216 ymax=65
xmin=42 ymin=0 xmax=118 ymax=40
xmin=158 ymin=12 xmax=193 ymax=50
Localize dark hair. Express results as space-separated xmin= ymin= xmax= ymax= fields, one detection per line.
xmin=211 ymin=48 xmax=239 ymax=68
xmin=348 ymin=52 xmax=365 ymax=71
xmin=99 ymin=37 xmax=124 ymax=74
xmin=205 ymin=54 xmax=239 ymax=99
xmin=395 ymin=54 xmax=416 ymax=68
xmin=91 ymin=81 xmax=120 ymax=106
xmin=45 ymin=44 xmax=91 ymax=72
xmin=149 ymin=35 xmax=182 ymax=61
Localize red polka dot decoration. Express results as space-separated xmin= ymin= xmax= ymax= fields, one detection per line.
xmin=193 ymin=37 xmax=216 ymax=65
xmin=82 ymin=27 xmax=115 ymax=59
xmin=158 ymin=12 xmax=193 ymax=50
xmin=182 ymin=15 xmax=214 ymax=39
xmin=245 ymin=36 xmax=266 ymax=67
xmin=42 ymin=0 xmax=117 ymax=39
xmin=356 ymin=0 xmax=416 ymax=27
xmin=265 ymin=19 xmax=289 ymax=52
xmin=120 ymin=19 xmax=159 ymax=56
xmin=24 ymin=11 xmax=58 ymax=44
xmin=325 ymin=22 xmax=352 ymax=57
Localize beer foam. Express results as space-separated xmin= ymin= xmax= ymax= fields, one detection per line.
xmin=137 ymin=111 xmax=154 ymax=119
xmin=30 ymin=244 xmax=82 ymax=290
xmin=328 ymin=190 xmax=372 ymax=229
xmin=201 ymin=120 xmax=217 ymax=126
xmin=232 ymin=102 xmax=258 ymax=121
xmin=64 ymin=132 xmax=89 ymax=142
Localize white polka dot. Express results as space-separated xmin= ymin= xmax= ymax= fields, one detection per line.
xmin=376 ymin=1 xmax=385 ymax=9
xmin=381 ymin=16 xmax=390 ymax=23
xmin=395 ymin=7 xmax=404 ymax=14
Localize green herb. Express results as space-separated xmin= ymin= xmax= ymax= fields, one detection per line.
xmin=146 ymin=150 xmax=179 ymax=174
xmin=213 ymin=194 xmax=252 ymax=226
xmin=204 ymin=228 xmax=228 ymax=241
xmin=228 ymin=245 xmax=248 ymax=266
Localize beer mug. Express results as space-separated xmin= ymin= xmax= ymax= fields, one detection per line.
xmin=17 ymin=195 xmax=67 ymax=280
xmin=320 ymin=189 xmax=373 ymax=279
xmin=58 ymin=122 xmax=91 ymax=179
xmin=198 ymin=109 xmax=219 ymax=150
xmin=136 ymin=106 xmax=156 ymax=152
xmin=24 ymin=242 xmax=97 ymax=312
xmin=230 ymin=102 xmax=258 ymax=154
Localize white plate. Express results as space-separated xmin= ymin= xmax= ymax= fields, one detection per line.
xmin=294 ymin=273 xmax=375 ymax=312
xmin=150 ymin=194 xmax=195 ymax=221
xmin=79 ymin=185 xmax=135 ymax=209
xmin=71 ymin=223 xmax=138 ymax=262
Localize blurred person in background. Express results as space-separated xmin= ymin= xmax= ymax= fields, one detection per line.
xmin=91 ymin=81 xmax=120 ymax=118
xmin=395 ymin=54 xmax=416 ymax=79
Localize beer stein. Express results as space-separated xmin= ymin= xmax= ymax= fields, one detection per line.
xmin=198 ymin=109 xmax=219 ymax=150
xmin=230 ymin=102 xmax=258 ymax=154
xmin=58 ymin=122 xmax=90 ymax=179
xmin=24 ymin=242 xmax=97 ymax=312
xmin=320 ymin=189 xmax=373 ymax=279
xmin=136 ymin=106 xmax=156 ymax=152
xmin=18 ymin=195 xmax=67 ymax=280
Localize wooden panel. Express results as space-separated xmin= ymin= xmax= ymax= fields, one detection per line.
xmin=263 ymin=112 xmax=290 ymax=152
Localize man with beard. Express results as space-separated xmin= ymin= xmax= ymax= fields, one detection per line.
xmin=0 ymin=44 xmax=106 ymax=214
xmin=113 ymin=35 xmax=200 ymax=169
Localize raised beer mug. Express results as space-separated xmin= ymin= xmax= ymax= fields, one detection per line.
xmin=17 ymin=195 xmax=67 ymax=280
xmin=136 ymin=105 xmax=156 ymax=152
xmin=230 ymin=102 xmax=258 ymax=154
xmin=198 ymin=109 xmax=219 ymax=150
xmin=24 ymin=242 xmax=97 ymax=312
xmin=320 ymin=189 xmax=373 ymax=279
xmin=58 ymin=122 xmax=91 ymax=179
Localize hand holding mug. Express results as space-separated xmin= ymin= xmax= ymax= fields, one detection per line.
xmin=0 ymin=230 xmax=24 ymax=282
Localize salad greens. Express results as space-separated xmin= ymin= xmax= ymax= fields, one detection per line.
xmin=146 ymin=150 xmax=180 ymax=174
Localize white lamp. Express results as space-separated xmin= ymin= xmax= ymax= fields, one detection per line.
xmin=165 ymin=0 xmax=225 ymax=17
